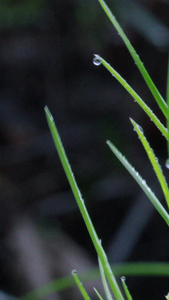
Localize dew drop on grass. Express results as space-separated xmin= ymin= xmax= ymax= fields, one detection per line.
xmin=93 ymin=54 xmax=101 ymax=66
xmin=165 ymin=158 xmax=169 ymax=169
xmin=121 ymin=276 xmax=126 ymax=282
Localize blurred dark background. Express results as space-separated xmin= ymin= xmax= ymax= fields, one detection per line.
xmin=0 ymin=0 xmax=169 ymax=299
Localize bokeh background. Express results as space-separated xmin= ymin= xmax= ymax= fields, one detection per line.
xmin=0 ymin=0 xmax=169 ymax=299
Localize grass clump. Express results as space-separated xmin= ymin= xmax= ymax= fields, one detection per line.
xmin=23 ymin=0 xmax=169 ymax=299
xmin=44 ymin=0 xmax=169 ymax=298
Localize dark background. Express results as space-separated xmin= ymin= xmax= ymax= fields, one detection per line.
xmin=0 ymin=0 xmax=169 ymax=299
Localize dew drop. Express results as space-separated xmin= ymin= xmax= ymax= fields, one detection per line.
xmin=165 ymin=158 xmax=169 ymax=169
xmin=121 ymin=276 xmax=126 ymax=282
xmin=93 ymin=54 xmax=101 ymax=66
xmin=72 ymin=269 xmax=77 ymax=275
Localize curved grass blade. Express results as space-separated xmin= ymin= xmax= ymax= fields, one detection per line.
xmin=45 ymin=106 xmax=124 ymax=300
xmin=72 ymin=270 xmax=91 ymax=300
xmin=107 ymin=140 xmax=169 ymax=226
xmin=131 ymin=118 xmax=169 ymax=208
xmin=98 ymin=257 xmax=114 ymax=300
xmin=96 ymin=0 xmax=167 ymax=118
xmin=121 ymin=277 xmax=132 ymax=300
xmin=94 ymin=55 xmax=168 ymax=140
xmin=94 ymin=288 xmax=104 ymax=300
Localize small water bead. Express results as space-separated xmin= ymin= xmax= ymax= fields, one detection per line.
xmin=165 ymin=158 xmax=169 ymax=169
xmin=93 ymin=54 xmax=101 ymax=66
xmin=121 ymin=276 xmax=126 ymax=282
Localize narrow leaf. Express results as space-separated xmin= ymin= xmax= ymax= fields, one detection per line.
xmin=72 ymin=270 xmax=91 ymax=300
xmin=96 ymin=0 xmax=167 ymax=117
xmin=167 ymin=54 xmax=169 ymax=158
xmin=21 ymin=262 xmax=169 ymax=299
xmin=45 ymin=107 xmax=124 ymax=300
xmin=107 ymin=140 xmax=169 ymax=226
xmin=94 ymin=55 xmax=168 ymax=140
xmin=98 ymin=256 xmax=114 ymax=300
xmin=121 ymin=277 xmax=132 ymax=300
xmin=94 ymin=288 xmax=104 ymax=300
xmin=131 ymin=118 xmax=169 ymax=208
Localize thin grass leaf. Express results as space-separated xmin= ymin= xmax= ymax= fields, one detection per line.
xmin=107 ymin=140 xmax=169 ymax=226
xmin=21 ymin=262 xmax=169 ymax=299
xmin=94 ymin=288 xmax=104 ymax=300
xmin=131 ymin=118 xmax=169 ymax=208
xmin=96 ymin=0 xmax=167 ymax=117
xmin=72 ymin=270 xmax=91 ymax=300
xmin=98 ymin=256 xmax=114 ymax=300
xmin=121 ymin=277 xmax=132 ymax=300
xmin=45 ymin=106 xmax=124 ymax=300
xmin=94 ymin=55 xmax=168 ymax=140
xmin=167 ymin=55 xmax=169 ymax=159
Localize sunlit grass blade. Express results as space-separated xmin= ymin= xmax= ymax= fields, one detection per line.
xmin=72 ymin=270 xmax=91 ymax=300
xmin=98 ymin=257 xmax=114 ymax=300
xmin=107 ymin=140 xmax=169 ymax=226
xmin=121 ymin=277 xmax=132 ymax=300
xmin=96 ymin=0 xmax=167 ymax=118
xmin=94 ymin=288 xmax=104 ymax=300
xmin=131 ymin=118 xmax=169 ymax=208
xmin=45 ymin=106 xmax=124 ymax=300
xmin=94 ymin=55 xmax=168 ymax=140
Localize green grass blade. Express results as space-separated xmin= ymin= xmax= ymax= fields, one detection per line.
xmin=107 ymin=140 xmax=169 ymax=226
xmin=96 ymin=0 xmax=167 ymax=118
xmin=167 ymin=55 xmax=169 ymax=158
xmin=98 ymin=257 xmax=114 ymax=300
xmin=72 ymin=270 xmax=91 ymax=300
xmin=94 ymin=288 xmax=104 ymax=300
xmin=131 ymin=119 xmax=169 ymax=208
xmin=45 ymin=106 xmax=124 ymax=300
xmin=20 ymin=262 xmax=169 ymax=299
xmin=121 ymin=277 xmax=132 ymax=300
xmin=94 ymin=55 xmax=168 ymax=140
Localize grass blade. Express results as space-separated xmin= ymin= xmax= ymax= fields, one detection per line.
xmin=98 ymin=256 xmax=114 ymax=300
xmin=94 ymin=55 xmax=168 ymax=140
xmin=94 ymin=288 xmax=104 ymax=300
xmin=131 ymin=118 xmax=169 ymax=208
xmin=167 ymin=55 xmax=169 ymax=158
xmin=96 ymin=0 xmax=167 ymax=117
xmin=21 ymin=262 xmax=169 ymax=299
xmin=121 ymin=277 xmax=132 ymax=300
xmin=72 ymin=270 xmax=91 ymax=300
xmin=45 ymin=106 xmax=124 ymax=300
xmin=107 ymin=140 xmax=169 ymax=226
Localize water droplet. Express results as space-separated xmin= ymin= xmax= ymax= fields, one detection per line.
xmin=72 ymin=269 xmax=77 ymax=275
xmin=165 ymin=158 xmax=169 ymax=169
xmin=93 ymin=54 xmax=101 ymax=66
xmin=121 ymin=276 xmax=126 ymax=282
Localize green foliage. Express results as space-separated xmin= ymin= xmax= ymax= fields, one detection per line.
xmin=22 ymin=0 xmax=169 ymax=299
xmin=43 ymin=0 xmax=169 ymax=299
